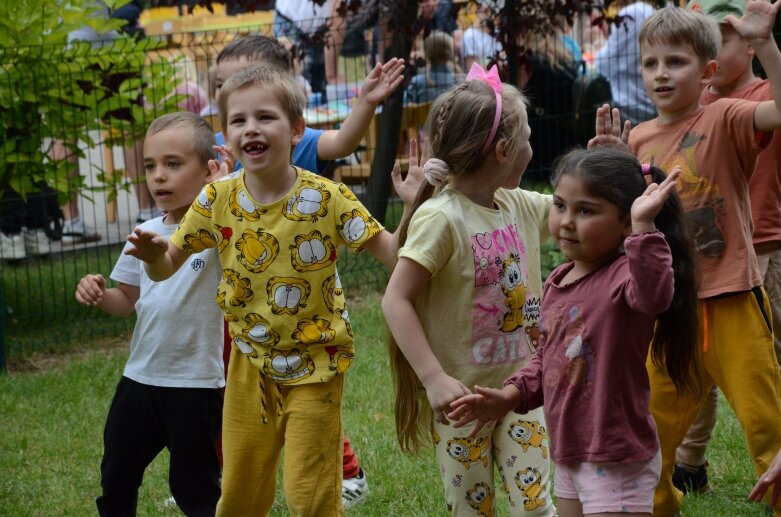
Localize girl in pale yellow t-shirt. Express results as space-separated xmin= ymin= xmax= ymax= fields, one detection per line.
xmin=383 ymin=65 xmax=555 ymax=516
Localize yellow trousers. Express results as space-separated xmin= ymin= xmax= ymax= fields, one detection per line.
xmin=648 ymin=290 xmax=781 ymax=516
xmin=217 ymin=348 xmax=344 ymax=517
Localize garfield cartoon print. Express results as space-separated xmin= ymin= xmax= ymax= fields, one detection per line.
xmin=470 ymin=225 xmax=543 ymax=365
xmin=169 ymin=168 xmax=383 ymax=389
xmin=434 ymin=412 xmax=552 ymax=516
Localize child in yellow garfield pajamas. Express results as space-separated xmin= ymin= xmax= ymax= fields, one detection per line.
xmin=126 ymin=63 xmax=418 ymax=516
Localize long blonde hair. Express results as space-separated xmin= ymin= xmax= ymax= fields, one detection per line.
xmin=390 ymin=79 xmax=529 ymax=452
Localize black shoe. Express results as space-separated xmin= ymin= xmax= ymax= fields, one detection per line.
xmin=672 ymin=462 xmax=711 ymax=494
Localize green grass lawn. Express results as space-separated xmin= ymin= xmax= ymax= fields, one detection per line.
xmin=0 ymin=294 xmax=772 ymax=516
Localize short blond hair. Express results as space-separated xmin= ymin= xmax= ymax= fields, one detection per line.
xmin=146 ymin=112 xmax=216 ymax=165
xmin=639 ymin=6 xmax=721 ymax=63
xmin=217 ymin=63 xmax=306 ymax=131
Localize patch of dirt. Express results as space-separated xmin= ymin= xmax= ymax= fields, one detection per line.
xmin=7 ymin=336 xmax=129 ymax=374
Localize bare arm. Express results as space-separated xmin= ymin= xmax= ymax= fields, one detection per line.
xmin=381 ymin=258 xmax=470 ymax=424
xmin=75 ymin=274 xmax=139 ymax=316
xmin=317 ymin=58 xmax=405 ymax=160
xmin=324 ymin=0 xmax=347 ymax=85
xmin=731 ymin=0 xmax=781 ymax=131
xmin=124 ymin=227 xmax=189 ymax=281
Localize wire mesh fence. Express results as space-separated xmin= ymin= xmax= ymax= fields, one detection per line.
xmin=1 ymin=3 xmax=717 ymax=370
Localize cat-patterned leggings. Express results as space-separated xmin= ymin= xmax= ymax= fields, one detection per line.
xmin=433 ymin=405 xmax=555 ymax=516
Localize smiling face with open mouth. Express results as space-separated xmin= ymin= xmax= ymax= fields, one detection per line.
xmin=640 ymin=40 xmax=715 ymax=124
xmin=225 ymin=85 xmax=303 ymax=180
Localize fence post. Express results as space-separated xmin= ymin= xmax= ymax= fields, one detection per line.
xmin=0 ymin=285 xmax=6 ymax=374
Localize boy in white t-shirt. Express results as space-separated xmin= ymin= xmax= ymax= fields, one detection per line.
xmin=75 ymin=112 xmax=229 ymax=516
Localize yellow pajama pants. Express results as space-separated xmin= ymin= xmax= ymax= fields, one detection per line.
xmin=648 ymin=289 xmax=781 ymax=516
xmin=217 ymin=348 xmax=344 ymax=517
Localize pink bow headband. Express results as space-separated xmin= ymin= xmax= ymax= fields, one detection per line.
xmin=466 ymin=62 xmax=503 ymax=154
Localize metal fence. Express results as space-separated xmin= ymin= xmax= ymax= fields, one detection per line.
xmin=3 ymin=5 xmax=747 ymax=371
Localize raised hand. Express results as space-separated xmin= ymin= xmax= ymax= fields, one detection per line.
xmin=631 ymin=166 xmax=681 ymax=231
xmin=360 ymin=58 xmax=405 ymax=106
xmin=392 ymin=138 xmax=426 ymax=206
xmin=124 ymin=227 xmax=169 ymax=264
xmin=588 ymin=104 xmax=632 ymax=150
xmin=75 ymin=274 xmax=106 ymax=306
xmin=726 ymin=0 xmax=780 ymax=42
xmin=207 ymin=144 xmax=237 ymax=182
xmin=424 ymin=372 xmax=471 ymax=425
xmin=447 ymin=384 xmax=522 ymax=437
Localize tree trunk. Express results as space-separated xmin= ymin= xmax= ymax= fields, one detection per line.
xmin=364 ymin=0 xmax=418 ymax=225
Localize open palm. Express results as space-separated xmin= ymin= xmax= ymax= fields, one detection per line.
xmin=630 ymin=167 xmax=680 ymax=224
xmin=726 ymin=0 xmax=780 ymax=41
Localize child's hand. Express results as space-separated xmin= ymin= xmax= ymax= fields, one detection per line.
xmin=359 ymin=58 xmax=405 ymax=106
xmin=75 ymin=274 xmax=106 ymax=306
xmin=631 ymin=166 xmax=681 ymax=232
xmin=423 ymin=372 xmax=471 ymax=425
xmin=749 ymin=449 xmax=781 ymax=505
xmin=447 ymin=385 xmax=521 ymax=437
xmin=727 ymin=0 xmax=781 ymax=42
xmin=588 ymin=104 xmax=631 ymax=150
xmin=124 ymin=227 xmax=169 ymax=264
xmin=207 ymin=144 xmax=236 ymax=182
xmin=392 ymin=138 xmax=426 ymax=205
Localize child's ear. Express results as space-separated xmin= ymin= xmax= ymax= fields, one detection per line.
xmin=291 ymin=116 xmax=306 ymax=145
xmin=702 ymin=59 xmax=718 ymax=84
xmin=622 ymin=216 xmax=633 ymax=238
xmin=494 ymin=138 xmax=510 ymax=164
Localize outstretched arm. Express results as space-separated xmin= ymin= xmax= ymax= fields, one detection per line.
xmin=731 ymin=0 xmax=781 ymax=131
xmin=588 ymin=104 xmax=632 ymax=150
xmin=124 ymin=227 xmax=189 ymax=281
xmin=447 ymin=384 xmax=523 ymax=437
xmin=316 ymin=58 xmax=405 ymax=160
xmin=382 ymin=258 xmax=471 ymax=424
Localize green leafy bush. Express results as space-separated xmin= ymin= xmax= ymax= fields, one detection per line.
xmin=0 ymin=0 xmax=181 ymax=200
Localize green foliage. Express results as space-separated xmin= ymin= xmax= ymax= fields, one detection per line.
xmin=0 ymin=0 xmax=181 ymax=199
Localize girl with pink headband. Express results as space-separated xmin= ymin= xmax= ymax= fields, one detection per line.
xmin=383 ymin=64 xmax=556 ymax=515
xmin=449 ymin=148 xmax=699 ymax=517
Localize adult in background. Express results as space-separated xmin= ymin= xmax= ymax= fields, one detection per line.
xmin=593 ymin=1 xmax=657 ymax=127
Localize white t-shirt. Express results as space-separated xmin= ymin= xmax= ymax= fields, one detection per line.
xmin=462 ymin=26 xmax=502 ymax=67
xmin=111 ymin=217 xmax=225 ymax=388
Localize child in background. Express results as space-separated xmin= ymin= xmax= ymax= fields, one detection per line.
xmin=211 ymin=34 xmax=404 ymax=508
xmin=593 ymin=2 xmax=781 ymax=514
xmin=448 ymin=148 xmax=699 ymax=517
xmin=126 ymin=64 xmax=420 ymax=516
xmin=672 ymin=0 xmax=781 ymax=494
xmin=75 ymin=112 xmax=228 ymax=516
xmin=405 ymin=31 xmax=461 ymax=104
xmin=214 ymin=34 xmax=404 ymax=176
xmin=382 ymin=65 xmax=555 ymax=516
